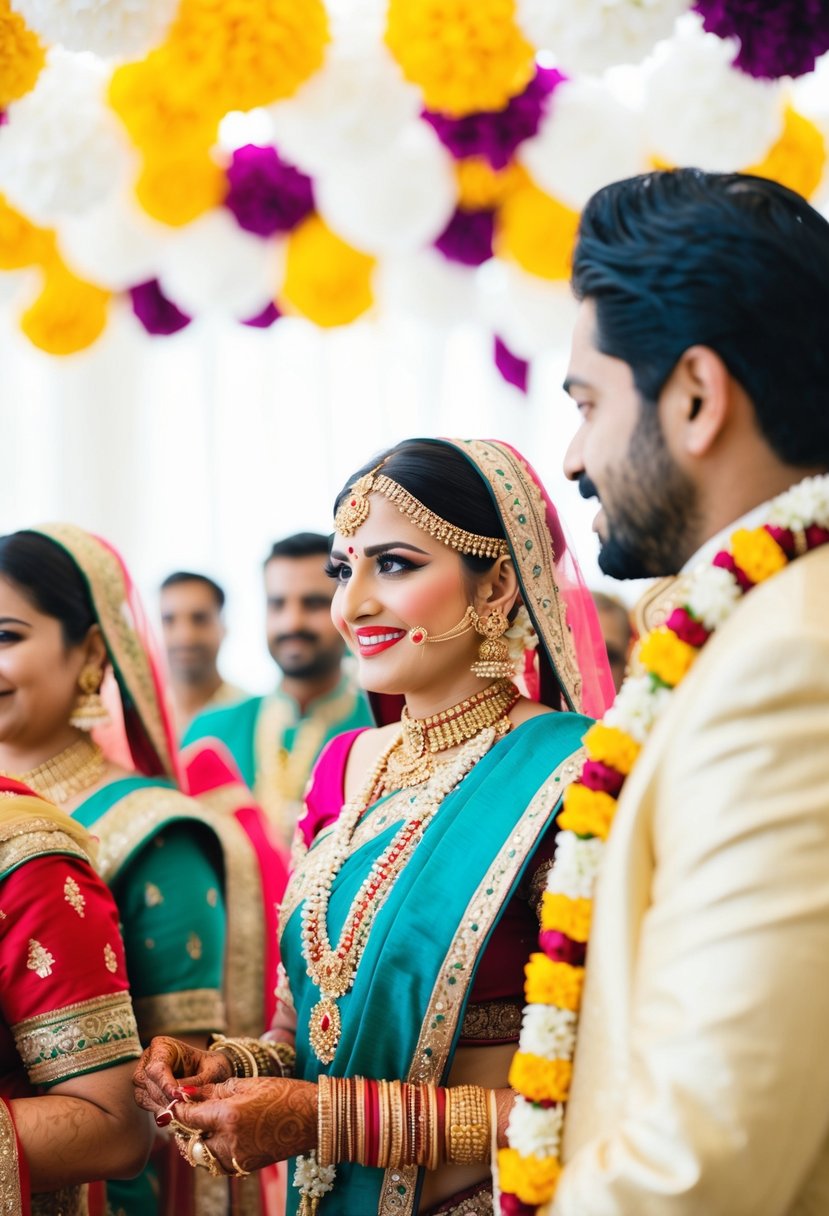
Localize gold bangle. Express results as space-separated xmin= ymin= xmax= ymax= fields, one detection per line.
xmin=445 ymin=1084 xmax=490 ymax=1165
xmin=317 ymin=1075 xmax=335 ymax=1168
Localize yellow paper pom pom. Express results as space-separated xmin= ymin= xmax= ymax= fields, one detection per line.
xmin=541 ymin=892 xmax=592 ymax=943
xmin=282 ymin=215 xmax=375 ymax=328
xmin=498 ymin=1146 xmax=562 ymax=1205
xmin=0 ymin=0 xmax=44 ymax=108
xmin=135 ymin=149 xmax=226 ymax=227
xmin=524 ymin=953 xmax=584 ymax=1012
xmin=496 ymin=178 xmax=580 ymax=281
xmin=21 ymin=264 xmax=110 ymax=356
xmin=745 ymin=106 xmax=827 ymax=201
xmin=455 ymin=158 xmax=525 ymax=210
xmin=509 ymin=1051 xmax=573 ymax=1104
xmin=731 ymin=526 xmax=788 ymax=584
xmin=583 ymin=722 xmax=640 ymax=775
xmin=385 ymin=0 xmax=535 ymax=119
xmin=638 ymin=626 xmax=697 ymax=687
xmin=109 ymin=52 xmax=222 ymax=154
xmin=558 ymin=782 xmax=616 ymax=840
xmin=0 ymin=193 xmax=55 ymax=269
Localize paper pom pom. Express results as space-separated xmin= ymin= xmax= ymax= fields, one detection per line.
xmin=282 ymin=213 xmax=375 ymax=327
xmin=494 ymin=335 xmax=529 ymax=392
xmin=0 ymin=48 xmax=133 ymax=224
xmin=422 ymin=64 xmax=565 ymax=170
xmin=516 ymin=0 xmax=688 ymax=75
xmin=434 ymin=206 xmax=494 ymax=266
xmin=693 ymin=0 xmax=829 ymax=80
xmin=385 ymin=0 xmax=536 ymax=119
xmin=455 ymin=157 xmax=524 ymax=209
xmin=373 ymin=247 xmax=479 ymax=328
xmin=242 ymin=301 xmax=281 ymax=328
xmin=745 ymin=105 xmax=827 ymax=199
xmin=20 ymin=261 xmax=109 ymax=354
xmin=0 ymin=0 xmax=44 ymax=108
xmin=314 ymin=121 xmax=457 ymax=256
xmin=269 ymin=39 xmax=422 ymax=176
xmin=57 ymin=193 xmax=171 ymax=291
xmin=495 ymin=177 xmax=579 ymax=281
xmin=225 ymin=144 xmax=314 ymax=237
xmin=109 ymin=50 xmax=222 ymax=154
xmin=479 ymin=259 xmax=578 ymax=358
xmin=129 ymin=277 xmax=191 ymax=336
xmin=520 ymin=79 xmax=647 ymax=211
xmin=645 ymin=20 xmax=783 ymax=171
xmin=0 ymin=190 xmax=54 ymax=268
xmin=11 ymin=0 xmax=178 ymax=59
xmin=157 ymin=210 xmax=284 ymax=320
xmin=135 ymin=148 xmax=226 ymax=227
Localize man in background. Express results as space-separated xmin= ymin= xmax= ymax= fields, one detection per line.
xmin=181 ymin=533 xmax=371 ymax=847
xmin=160 ymin=570 xmax=248 ymax=737
xmin=590 ymin=590 xmax=633 ymax=693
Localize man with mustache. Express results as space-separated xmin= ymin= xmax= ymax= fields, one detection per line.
xmin=182 ymin=533 xmax=370 ymax=847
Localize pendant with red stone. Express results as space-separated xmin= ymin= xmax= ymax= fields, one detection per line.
xmin=408 ymin=626 xmax=427 ymax=645
xmin=309 ymin=997 xmax=342 ymax=1064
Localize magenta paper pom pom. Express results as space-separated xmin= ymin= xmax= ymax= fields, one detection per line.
xmin=494 ymin=335 xmax=529 ymax=393
xmin=693 ymin=0 xmax=829 ymax=79
xmin=225 ymin=144 xmax=314 ymax=237
xmin=130 ymin=278 xmax=191 ymax=335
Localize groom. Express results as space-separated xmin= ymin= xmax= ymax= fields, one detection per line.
xmin=552 ymin=170 xmax=829 ymax=1213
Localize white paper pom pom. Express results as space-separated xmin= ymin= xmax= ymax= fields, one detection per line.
xmin=520 ymin=80 xmax=647 ymax=211
xmin=10 ymin=0 xmax=178 ymax=60
xmin=314 ymin=122 xmax=457 ymax=257
xmin=517 ymin=0 xmax=689 ymax=75
xmin=374 ymin=249 xmax=480 ymax=328
xmin=57 ymin=192 xmax=171 ymax=291
xmin=0 ymin=49 xmax=134 ymax=225
xmin=157 ymin=211 xmax=285 ymax=320
xmin=478 ymin=260 xmax=577 ymax=360
xmin=645 ymin=19 xmax=783 ymax=170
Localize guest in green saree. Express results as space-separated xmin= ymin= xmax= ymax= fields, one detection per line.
xmin=133 ymin=438 xmax=614 ymax=1216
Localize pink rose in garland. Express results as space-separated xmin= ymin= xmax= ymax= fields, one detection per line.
xmin=693 ymin=0 xmax=829 ymax=79
xmin=225 ymin=143 xmax=314 ymax=237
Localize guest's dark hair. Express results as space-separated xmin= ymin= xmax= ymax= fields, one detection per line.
xmin=334 ymin=440 xmax=505 ymax=575
xmin=0 ymin=531 xmax=95 ymax=646
xmin=160 ymin=570 xmax=225 ymax=610
xmin=265 ymin=532 xmax=330 ymax=566
xmin=571 ymin=168 xmax=829 ymax=467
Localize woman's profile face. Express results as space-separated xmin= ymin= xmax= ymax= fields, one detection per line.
xmin=328 ymin=494 xmax=482 ymax=701
xmin=0 ymin=575 xmax=88 ymax=750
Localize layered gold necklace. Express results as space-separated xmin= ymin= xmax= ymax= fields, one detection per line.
xmin=302 ymin=679 xmax=520 ymax=1062
xmin=3 ymin=736 xmax=106 ymax=805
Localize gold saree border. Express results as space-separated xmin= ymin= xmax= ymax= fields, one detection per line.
xmin=0 ymin=1101 xmax=23 ymax=1216
xmin=14 ymin=992 xmax=140 ymax=1087
xmin=0 ymin=818 xmax=91 ymax=879
xmin=378 ymin=745 xmax=585 ymax=1216
xmin=447 ymin=440 xmax=584 ymax=713
xmin=133 ymin=988 xmax=225 ymax=1041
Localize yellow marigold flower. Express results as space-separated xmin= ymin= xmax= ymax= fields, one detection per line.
xmin=385 ymin=0 xmax=535 ymax=119
xmin=524 ymin=953 xmax=584 ymax=1012
xmin=558 ymin=782 xmax=616 ymax=840
xmin=498 ymin=1146 xmax=562 ymax=1206
xmin=21 ymin=263 xmax=110 ymax=356
xmin=745 ymin=106 xmax=826 ymax=201
xmin=0 ymin=0 xmax=44 ymax=108
xmin=509 ymin=1051 xmax=573 ymax=1104
xmin=495 ymin=177 xmax=580 ymax=281
xmin=455 ymin=158 xmax=525 ymax=210
xmin=583 ymin=722 xmax=640 ymax=775
xmin=731 ymin=526 xmax=788 ymax=584
xmin=638 ymin=626 xmax=697 ymax=687
xmin=0 ymin=194 xmax=55 ymax=269
xmin=541 ymin=892 xmax=592 ymax=943
xmin=109 ymin=51 xmax=222 ymax=153
xmin=282 ymin=215 xmax=375 ymax=328
xmin=135 ymin=149 xmax=226 ymax=227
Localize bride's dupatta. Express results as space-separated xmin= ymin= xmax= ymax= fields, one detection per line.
xmin=280 ymin=440 xmax=614 ymax=1216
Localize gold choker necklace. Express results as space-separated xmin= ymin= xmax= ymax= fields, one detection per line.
xmin=5 ymin=736 xmax=106 ymax=805
xmin=381 ymin=678 xmax=520 ymax=794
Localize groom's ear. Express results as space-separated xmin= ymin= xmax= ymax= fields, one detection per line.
xmin=659 ymin=344 xmax=731 ymax=460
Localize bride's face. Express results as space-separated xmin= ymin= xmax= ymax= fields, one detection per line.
xmin=328 ymin=494 xmax=482 ymax=702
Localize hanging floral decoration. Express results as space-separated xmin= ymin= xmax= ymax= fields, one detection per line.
xmin=0 ymin=1 xmax=827 ymax=385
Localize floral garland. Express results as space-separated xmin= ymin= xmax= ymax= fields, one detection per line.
xmin=498 ymin=473 xmax=829 ymax=1214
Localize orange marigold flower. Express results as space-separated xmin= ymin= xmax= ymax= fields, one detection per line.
xmin=638 ymin=626 xmax=697 ymax=687
xmin=583 ymin=722 xmax=640 ymax=774
xmin=730 ymin=526 xmax=788 ymax=584
xmin=524 ymin=953 xmax=584 ymax=1011
xmin=541 ymin=892 xmax=592 ymax=943
xmin=498 ymin=1146 xmax=562 ymax=1205
xmin=558 ymin=782 xmax=616 ymax=840
xmin=509 ymin=1051 xmax=573 ymax=1104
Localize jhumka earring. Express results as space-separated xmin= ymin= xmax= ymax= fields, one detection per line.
xmin=471 ymin=609 xmax=515 ymax=679
xmin=69 ymin=665 xmax=110 ymax=731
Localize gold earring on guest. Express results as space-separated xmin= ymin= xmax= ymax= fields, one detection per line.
xmin=470 ymin=608 xmax=515 ymax=679
xmin=69 ymin=665 xmax=110 ymax=731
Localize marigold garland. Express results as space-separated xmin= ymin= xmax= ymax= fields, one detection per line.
xmin=0 ymin=0 xmax=44 ymax=108
xmin=499 ymin=474 xmax=829 ymax=1215
xmin=282 ymin=214 xmax=375 ymax=328
xmin=385 ymin=0 xmax=536 ymax=119
xmin=745 ymin=106 xmax=827 ymax=200
xmin=21 ymin=261 xmax=110 ymax=355
xmin=495 ymin=177 xmax=579 ymax=281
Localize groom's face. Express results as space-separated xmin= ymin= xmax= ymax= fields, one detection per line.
xmin=563 ymin=301 xmax=698 ymax=579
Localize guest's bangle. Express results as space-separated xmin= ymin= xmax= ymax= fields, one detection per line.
xmin=209 ymin=1035 xmax=295 ymax=1079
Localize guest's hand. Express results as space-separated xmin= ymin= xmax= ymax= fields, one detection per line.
xmin=133 ymin=1036 xmax=233 ymax=1118
xmin=166 ymin=1077 xmax=317 ymax=1174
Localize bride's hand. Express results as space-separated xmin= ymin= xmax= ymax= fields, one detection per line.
xmin=133 ymin=1036 xmax=233 ymax=1118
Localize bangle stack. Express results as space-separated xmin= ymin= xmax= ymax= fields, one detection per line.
xmin=209 ymin=1034 xmax=296 ymax=1078
xmin=316 ymin=1077 xmax=490 ymax=1170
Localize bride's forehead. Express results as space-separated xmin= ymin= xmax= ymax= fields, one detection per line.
xmin=332 ymin=495 xmax=447 ymax=553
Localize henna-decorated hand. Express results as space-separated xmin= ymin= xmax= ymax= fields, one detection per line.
xmin=166 ymin=1077 xmax=317 ymax=1174
xmin=133 ymin=1036 xmax=233 ymax=1118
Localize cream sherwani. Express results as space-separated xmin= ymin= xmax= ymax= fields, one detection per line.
xmin=550 ymin=543 xmax=829 ymax=1215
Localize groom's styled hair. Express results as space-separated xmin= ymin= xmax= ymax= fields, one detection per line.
xmin=571 ymin=169 xmax=829 ymax=466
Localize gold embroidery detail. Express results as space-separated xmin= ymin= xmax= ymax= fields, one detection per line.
xmin=186 ymin=932 xmax=203 ymax=960
xmin=28 ymin=938 xmax=55 ymax=978
xmin=104 ymin=943 xmax=118 ymax=973
xmin=14 ymin=992 xmax=141 ymax=1086
xmin=528 ymin=856 xmax=556 ymax=921
xmin=32 ymin=1183 xmax=88 ymax=1215
xmin=422 ymin=1181 xmax=494 ymax=1216
xmin=0 ymin=819 xmax=90 ymax=878
xmin=460 ymin=1000 xmax=522 ymax=1042
xmin=132 ymin=988 xmax=225 ymax=1039
xmin=64 ymin=876 xmax=86 ymax=917
xmin=144 ymin=882 xmax=164 ymax=907
xmin=206 ymin=887 xmax=219 ymax=907
xmin=0 ymin=1099 xmax=23 ymax=1215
